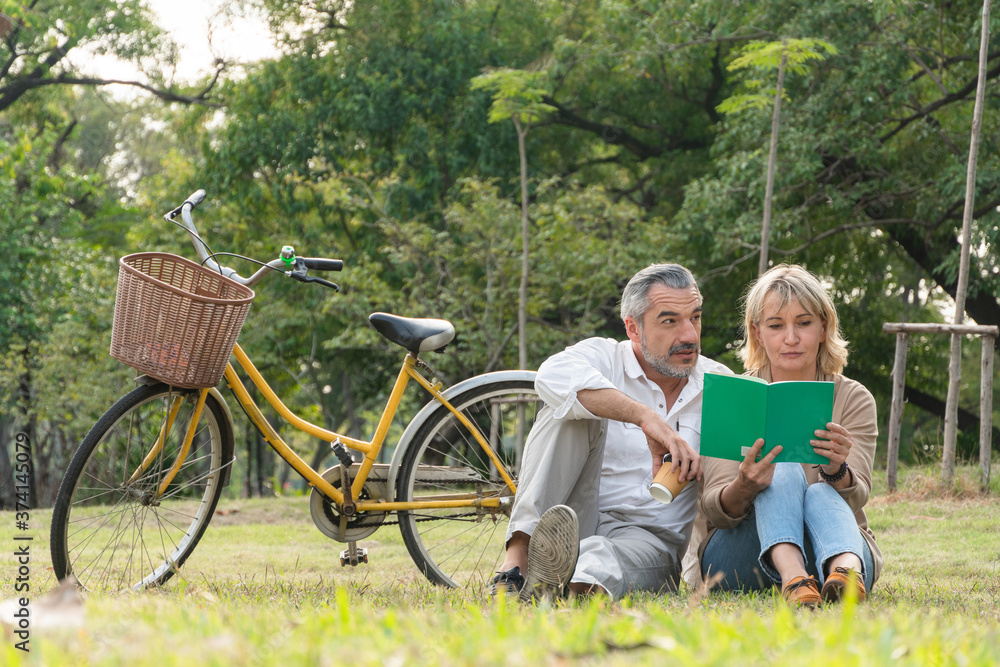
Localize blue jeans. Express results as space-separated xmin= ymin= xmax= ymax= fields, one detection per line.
xmin=701 ymin=462 xmax=874 ymax=591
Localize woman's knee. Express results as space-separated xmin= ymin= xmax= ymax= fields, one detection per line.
xmin=771 ymin=461 xmax=807 ymax=490
xmin=804 ymin=478 xmax=849 ymax=512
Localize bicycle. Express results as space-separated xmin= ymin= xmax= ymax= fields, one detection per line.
xmin=49 ymin=190 xmax=542 ymax=593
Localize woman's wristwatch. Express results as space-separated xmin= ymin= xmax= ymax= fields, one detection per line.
xmin=819 ymin=461 xmax=849 ymax=483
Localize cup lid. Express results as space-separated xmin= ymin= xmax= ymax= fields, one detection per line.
xmin=649 ymin=482 xmax=674 ymax=504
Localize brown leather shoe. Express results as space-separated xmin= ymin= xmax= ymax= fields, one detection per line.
xmin=782 ymin=575 xmax=821 ymax=608
xmin=821 ymin=566 xmax=866 ymax=603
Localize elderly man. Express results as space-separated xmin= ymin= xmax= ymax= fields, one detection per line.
xmin=490 ymin=263 xmax=732 ymax=601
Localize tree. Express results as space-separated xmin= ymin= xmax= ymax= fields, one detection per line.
xmin=205 ymin=0 xmax=1000 ymax=464
xmin=943 ymin=0 xmax=992 ymax=484
xmin=0 ymin=1 xmax=224 ymax=507
xmin=470 ymin=68 xmax=556 ymax=369
xmin=0 ymin=0 xmax=221 ymax=111
xmin=716 ymin=37 xmax=838 ymax=273
xmin=672 ymin=0 xmax=999 ymax=455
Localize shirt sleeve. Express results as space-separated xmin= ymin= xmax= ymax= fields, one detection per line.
xmin=832 ymin=378 xmax=879 ymax=513
xmin=535 ymin=338 xmax=622 ymax=420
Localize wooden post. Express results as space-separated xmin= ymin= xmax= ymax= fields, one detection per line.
xmin=943 ymin=332 xmax=962 ymax=485
xmin=884 ymin=322 xmax=998 ymax=491
xmin=981 ymin=334 xmax=995 ymax=490
xmin=886 ymin=333 xmax=909 ymax=492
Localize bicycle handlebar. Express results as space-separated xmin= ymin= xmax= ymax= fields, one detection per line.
xmin=164 ymin=191 xmax=343 ymax=288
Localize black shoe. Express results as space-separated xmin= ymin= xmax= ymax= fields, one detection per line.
xmin=488 ymin=566 xmax=525 ymax=598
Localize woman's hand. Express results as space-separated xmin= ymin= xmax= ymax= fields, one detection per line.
xmin=719 ymin=439 xmax=782 ymax=518
xmin=812 ymin=422 xmax=853 ymax=477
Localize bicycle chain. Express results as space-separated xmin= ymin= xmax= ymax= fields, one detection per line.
xmin=379 ymin=510 xmax=495 ymax=527
xmin=328 ymin=508 xmax=500 ymax=529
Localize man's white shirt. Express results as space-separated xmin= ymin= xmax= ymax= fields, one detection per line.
xmin=535 ymin=337 xmax=733 ymax=537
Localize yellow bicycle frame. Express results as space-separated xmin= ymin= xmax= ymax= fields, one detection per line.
xmin=210 ymin=343 xmax=517 ymax=512
xmin=128 ymin=388 xmax=209 ymax=498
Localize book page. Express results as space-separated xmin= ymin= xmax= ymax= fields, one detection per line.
xmin=763 ymin=381 xmax=834 ymax=464
xmin=700 ymin=373 xmax=768 ymax=461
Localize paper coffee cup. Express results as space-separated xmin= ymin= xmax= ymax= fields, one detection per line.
xmin=649 ymin=454 xmax=690 ymax=504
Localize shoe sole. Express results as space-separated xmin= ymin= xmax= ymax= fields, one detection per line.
xmin=520 ymin=505 xmax=579 ymax=603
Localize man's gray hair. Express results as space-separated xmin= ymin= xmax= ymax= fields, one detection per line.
xmin=619 ymin=263 xmax=701 ymax=324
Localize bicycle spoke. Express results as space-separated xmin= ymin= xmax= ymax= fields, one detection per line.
xmin=76 ymin=498 xmax=135 ymax=587
xmin=429 ymin=520 xmax=501 ymax=576
xmin=398 ymin=383 xmax=538 ymax=588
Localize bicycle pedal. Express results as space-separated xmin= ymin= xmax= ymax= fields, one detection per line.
xmin=339 ymin=547 xmax=368 ymax=567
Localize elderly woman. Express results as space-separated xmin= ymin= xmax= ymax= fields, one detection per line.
xmin=698 ymin=264 xmax=881 ymax=607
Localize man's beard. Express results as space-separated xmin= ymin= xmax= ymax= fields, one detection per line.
xmin=640 ymin=332 xmax=699 ymax=379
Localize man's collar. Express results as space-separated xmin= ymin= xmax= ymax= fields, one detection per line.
xmin=622 ymin=340 xmax=647 ymax=380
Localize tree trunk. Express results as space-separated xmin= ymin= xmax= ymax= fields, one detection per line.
xmin=514 ymin=117 xmax=530 ymax=371
xmin=17 ymin=347 xmax=37 ymax=508
xmin=514 ymin=117 xmax=531 ymax=457
xmin=759 ymin=37 xmax=787 ymax=276
xmin=943 ymin=0 xmax=991 ymax=485
xmin=0 ymin=417 xmax=15 ymax=509
xmin=244 ymin=406 xmax=255 ymax=498
xmin=903 ymin=384 xmax=1000 ymax=447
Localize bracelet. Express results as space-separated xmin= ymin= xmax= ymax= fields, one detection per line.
xmin=818 ymin=461 xmax=849 ymax=483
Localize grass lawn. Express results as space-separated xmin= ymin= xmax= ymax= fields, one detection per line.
xmin=1 ymin=464 xmax=997 ymax=665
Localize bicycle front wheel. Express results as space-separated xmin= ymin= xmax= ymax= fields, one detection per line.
xmin=50 ymin=383 xmax=232 ymax=592
xmin=396 ymin=380 xmax=541 ymax=588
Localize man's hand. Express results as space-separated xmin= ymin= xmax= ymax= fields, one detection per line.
xmin=640 ymin=409 xmax=701 ymax=483
xmin=576 ymin=388 xmax=701 ymax=482
xmin=719 ymin=439 xmax=782 ymax=518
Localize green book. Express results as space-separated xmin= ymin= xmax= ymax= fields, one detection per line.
xmin=700 ymin=373 xmax=834 ymax=465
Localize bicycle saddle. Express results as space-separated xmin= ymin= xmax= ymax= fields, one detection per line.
xmin=368 ymin=312 xmax=456 ymax=355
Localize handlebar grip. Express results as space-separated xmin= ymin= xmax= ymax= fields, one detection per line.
xmin=302 ymin=257 xmax=344 ymax=272
xmin=185 ymin=189 xmax=207 ymax=209
xmin=165 ymin=189 xmax=208 ymax=220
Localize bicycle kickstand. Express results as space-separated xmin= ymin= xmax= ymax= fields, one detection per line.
xmin=340 ymin=541 xmax=368 ymax=567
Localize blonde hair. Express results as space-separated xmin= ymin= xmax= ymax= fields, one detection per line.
xmin=738 ymin=264 xmax=849 ymax=375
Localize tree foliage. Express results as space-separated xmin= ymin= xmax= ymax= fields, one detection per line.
xmin=717 ymin=38 xmax=838 ymax=114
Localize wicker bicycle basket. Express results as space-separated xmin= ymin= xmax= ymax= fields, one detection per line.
xmin=110 ymin=252 xmax=255 ymax=388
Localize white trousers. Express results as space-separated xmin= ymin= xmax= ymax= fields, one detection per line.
xmin=506 ymin=406 xmax=685 ymax=599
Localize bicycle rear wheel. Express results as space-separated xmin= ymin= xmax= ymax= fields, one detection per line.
xmin=396 ymin=380 xmax=540 ymax=588
xmin=50 ymin=383 xmax=233 ymax=592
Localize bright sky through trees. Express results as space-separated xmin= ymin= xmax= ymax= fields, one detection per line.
xmin=72 ymin=0 xmax=277 ymax=92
